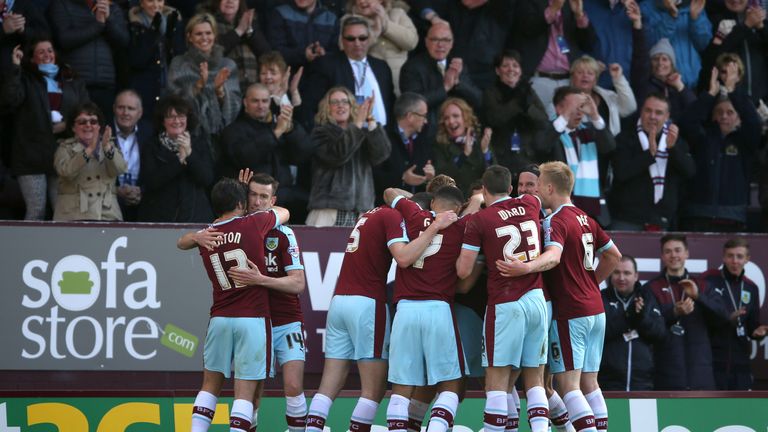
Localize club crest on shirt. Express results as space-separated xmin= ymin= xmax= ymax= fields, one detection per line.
xmin=266 ymin=237 xmax=279 ymax=251
xmin=725 ymin=144 xmax=739 ymax=156
xmin=742 ymin=290 xmax=751 ymax=305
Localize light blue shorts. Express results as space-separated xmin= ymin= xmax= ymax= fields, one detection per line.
xmin=203 ymin=316 xmax=271 ymax=380
xmin=389 ymin=300 xmax=468 ymax=386
xmin=325 ymin=295 xmax=390 ymax=360
xmin=454 ymin=303 xmax=484 ymax=378
xmin=483 ymin=289 xmax=547 ymax=368
xmin=270 ymin=321 xmax=305 ymax=377
xmin=549 ymin=312 xmax=606 ymax=373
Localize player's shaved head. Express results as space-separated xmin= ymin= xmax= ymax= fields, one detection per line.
xmin=482 ymin=165 xmax=512 ymax=195
xmin=539 ymin=161 xmax=574 ymax=196
xmin=211 ymin=178 xmax=247 ymax=216
xmin=431 ymin=185 xmax=464 ymax=212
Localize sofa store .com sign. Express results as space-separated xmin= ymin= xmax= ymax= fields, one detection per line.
xmin=0 ymin=224 xmax=766 ymax=377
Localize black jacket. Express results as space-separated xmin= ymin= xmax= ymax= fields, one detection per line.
xmin=643 ymin=271 xmax=728 ymax=390
xmin=219 ymin=111 xmax=313 ymax=186
xmin=599 ymin=283 xmax=667 ymax=391
xmin=609 ymin=123 xmax=696 ymax=229
xmin=0 ymin=64 xmax=90 ymax=176
xmin=373 ymin=123 xmax=433 ymax=205
xmin=679 ymin=91 xmax=761 ymax=224
xmin=703 ymin=268 xmax=763 ymax=390
xmin=482 ymin=79 xmax=548 ymax=176
xmin=0 ymin=1 xmax=50 ymax=73
xmin=301 ymin=52 xmax=395 ymax=129
xmin=441 ymin=0 xmax=512 ymax=89
xmin=125 ymin=6 xmax=185 ymax=117
xmin=699 ymin=10 xmax=768 ymax=105
xmin=48 ymin=0 xmax=130 ymax=86
xmin=400 ymin=51 xmax=482 ymax=127
xmin=137 ymin=132 xmax=215 ymax=223
xmin=510 ymin=0 xmax=596 ymax=77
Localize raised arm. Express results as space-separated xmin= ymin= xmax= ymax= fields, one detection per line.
xmin=389 ymin=211 xmax=457 ymax=268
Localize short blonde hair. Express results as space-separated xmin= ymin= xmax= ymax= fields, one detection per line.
xmin=539 ymin=161 xmax=574 ymax=195
xmin=314 ymin=86 xmax=359 ymax=126
xmin=186 ymin=13 xmax=218 ymax=38
xmin=570 ymin=55 xmax=601 ymax=76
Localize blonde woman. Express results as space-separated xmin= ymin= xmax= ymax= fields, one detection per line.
xmin=569 ymin=55 xmax=637 ymax=136
xmin=347 ymin=0 xmax=417 ymax=94
xmin=168 ymin=13 xmax=241 ymax=158
xmin=306 ymin=86 xmax=391 ymax=226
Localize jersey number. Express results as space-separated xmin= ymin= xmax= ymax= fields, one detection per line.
xmin=346 ymin=217 xmax=368 ymax=253
xmin=581 ymin=233 xmax=595 ymax=271
xmin=413 ymin=233 xmax=443 ymax=269
xmin=495 ymin=220 xmax=540 ymax=263
xmin=209 ymin=249 xmax=248 ymax=290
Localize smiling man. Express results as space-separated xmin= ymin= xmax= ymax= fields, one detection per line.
xmin=399 ymin=22 xmax=481 ymax=127
xmin=219 ymin=83 xmax=313 ymax=220
xmin=599 ymin=255 xmax=665 ymax=391
xmin=642 ymin=234 xmax=728 ymax=391
xmin=704 ymin=238 xmax=768 ymax=390
xmin=303 ymin=15 xmax=394 ymax=127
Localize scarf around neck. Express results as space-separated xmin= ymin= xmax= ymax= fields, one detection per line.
xmin=637 ymin=119 xmax=669 ymax=203
xmin=38 ymin=63 xmax=62 ymax=94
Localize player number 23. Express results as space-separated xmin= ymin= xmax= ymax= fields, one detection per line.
xmin=495 ymin=220 xmax=540 ymax=263
xmin=209 ymin=249 xmax=248 ymax=290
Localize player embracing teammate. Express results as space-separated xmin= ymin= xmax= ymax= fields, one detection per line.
xmin=497 ymin=161 xmax=621 ymax=432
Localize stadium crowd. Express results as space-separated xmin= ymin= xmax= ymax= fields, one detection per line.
xmin=2 ymin=0 xmax=768 ymax=431
xmin=0 ymin=0 xmax=767 ymax=231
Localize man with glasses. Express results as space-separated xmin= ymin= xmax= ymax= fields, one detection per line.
xmin=303 ymin=15 xmax=394 ymax=127
xmin=400 ymin=22 xmax=481 ymax=127
xmin=373 ymin=92 xmax=435 ymax=204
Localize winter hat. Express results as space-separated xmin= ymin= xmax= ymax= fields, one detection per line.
xmin=649 ymin=38 xmax=676 ymax=66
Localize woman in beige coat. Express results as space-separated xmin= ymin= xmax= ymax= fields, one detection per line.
xmin=347 ymin=0 xmax=418 ymax=95
xmin=53 ymin=102 xmax=126 ymax=221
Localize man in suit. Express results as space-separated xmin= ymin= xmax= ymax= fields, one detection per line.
xmin=373 ymin=92 xmax=434 ymax=204
xmin=399 ymin=22 xmax=482 ymax=127
xmin=302 ymin=15 xmax=394 ymax=127
xmin=113 ymin=90 xmax=152 ymax=222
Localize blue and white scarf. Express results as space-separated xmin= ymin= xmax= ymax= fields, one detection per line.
xmin=38 ymin=63 xmax=62 ymax=94
xmin=637 ymin=119 xmax=669 ymax=203
xmin=559 ymin=125 xmax=600 ymax=199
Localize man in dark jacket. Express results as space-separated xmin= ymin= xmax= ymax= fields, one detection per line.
xmin=399 ymin=22 xmax=482 ymax=126
xmin=679 ymin=69 xmax=761 ymax=232
xmin=600 ymin=255 xmax=666 ymax=391
xmin=301 ymin=15 xmax=394 ymax=128
xmin=705 ymin=238 xmax=768 ymax=390
xmin=220 ymin=83 xmax=312 ymax=222
xmin=643 ymin=234 xmax=728 ymax=390
xmin=266 ymin=0 xmax=338 ymax=71
xmin=48 ymin=0 xmax=129 ymax=120
xmin=373 ymin=92 xmax=434 ymax=205
xmin=113 ymin=90 xmax=152 ymax=222
xmin=609 ymin=94 xmax=696 ymax=231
